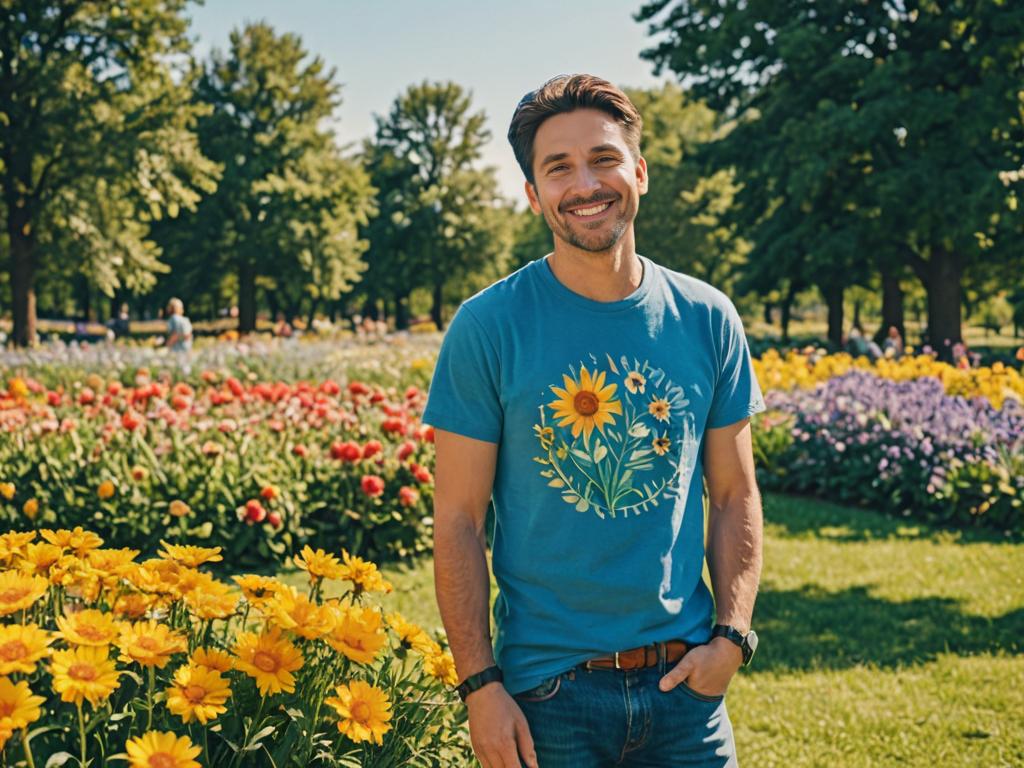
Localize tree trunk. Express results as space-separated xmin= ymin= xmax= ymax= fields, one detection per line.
xmin=430 ymin=281 xmax=445 ymax=330
xmin=238 ymin=260 xmax=257 ymax=333
xmin=878 ymin=266 xmax=905 ymax=343
xmin=306 ymin=297 xmax=319 ymax=330
xmin=780 ymin=284 xmax=796 ymax=344
xmin=394 ymin=291 xmax=410 ymax=330
xmin=852 ymin=296 xmax=862 ymax=330
xmin=762 ymin=301 xmax=773 ymax=325
xmin=907 ymin=247 xmax=963 ymax=361
xmin=8 ymin=214 xmax=37 ymax=347
xmin=820 ymin=283 xmax=844 ymax=349
xmin=361 ymin=297 xmax=378 ymax=321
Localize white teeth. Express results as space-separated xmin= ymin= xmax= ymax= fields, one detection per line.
xmin=572 ymin=202 xmax=611 ymax=216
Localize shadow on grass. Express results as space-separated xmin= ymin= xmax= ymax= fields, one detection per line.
xmin=762 ymin=492 xmax=1016 ymax=545
xmin=750 ymin=584 xmax=1024 ymax=673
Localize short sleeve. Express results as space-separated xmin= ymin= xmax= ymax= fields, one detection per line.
xmin=422 ymin=304 xmax=503 ymax=444
xmin=706 ymin=301 xmax=765 ymax=429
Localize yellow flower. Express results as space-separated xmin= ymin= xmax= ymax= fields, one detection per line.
xmin=624 ymin=370 xmax=646 ymax=394
xmin=293 ymin=546 xmax=345 ymax=581
xmin=40 ymin=527 xmax=104 ymax=556
xmin=158 ymin=541 xmax=223 ymax=568
xmin=50 ymin=646 xmax=120 ymax=705
xmin=232 ymin=628 xmax=303 ymax=696
xmin=652 ymin=434 xmax=671 ymax=456
xmin=0 ymin=624 xmax=53 ymax=675
xmin=189 ymin=647 xmax=234 ymax=674
xmin=116 ymin=620 xmax=187 ymax=669
xmin=548 ymin=365 xmax=622 ymax=441
xmin=423 ymin=649 xmax=459 ymax=686
xmin=168 ymin=500 xmax=191 ymax=518
xmin=232 ymin=574 xmax=286 ymax=606
xmin=129 ymin=558 xmax=190 ymax=598
xmin=326 ymin=604 xmax=387 ymax=665
xmin=339 ymin=550 xmax=392 ymax=596
xmin=165 ymin=664 xmax=230 ymax=724
xmin=648 ymin=397 xmax=671 ymax=423
xmin=325 ymin=680 xmax=393 ymax=745
xmin=86 ymin=548 xmax=140 ymax=579
xmin=265 ymin=586 xmax=336 ymax=640
xmin=18 ymin=543 xmax=62 ymax=577
xmin=0 ymin=531 xmax=36 ymax=563
xmin=112 ymin=592 xmax=157 ymax=620
xmin=0 ymin=572 xmax=48 ymax=616
xmin=0 ymin=677 xmax=45 ymax=748
xmin=183 ymin=578 xmax=238 ymax=620
xmin=21 ymin=499 xmax=38 ymax=520
xmin=0 ymin=483 xmax=14 ymax=501
xmin=56 ymin=609 xmax=122 ymax=647
xmin=97 ymin=481 xmax=116 ymax=500
xmin=125 ymin=731 xmax=202 ymax=768
xmin=386 ymin=613 xmax=436 ymax=655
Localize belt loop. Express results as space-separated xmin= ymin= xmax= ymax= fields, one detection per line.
xmin=614 ymin=651 xmax=621 ymax=670
xmin=657 ymin=641 xmax=665 ymax=673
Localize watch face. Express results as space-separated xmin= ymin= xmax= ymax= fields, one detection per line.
xmin=743 ymin=630 xmax=758 ymax=663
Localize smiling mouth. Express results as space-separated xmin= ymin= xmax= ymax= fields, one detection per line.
xmin=566 ymin=201 xmax=614 ymax=219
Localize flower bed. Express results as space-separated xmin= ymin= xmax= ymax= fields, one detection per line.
xmin=0 ymin=371 xmax=436 ymax=570
xmin=754 ymin=370 xmax=1024 ymax=533
xmin=0 ymin=530 xmax=466 ymax=766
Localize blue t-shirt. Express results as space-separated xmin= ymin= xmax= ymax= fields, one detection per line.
xmin=423 ymin=254 xmax=765 ymax=695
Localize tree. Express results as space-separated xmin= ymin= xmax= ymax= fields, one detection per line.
xmin=637 ymin=0 xmax=1024 ymax=356
xmin=363 ymin=81 xmax=511 ymax=329
xmin=0 ymin=0 xmax=219 ymax=345
xmin=166 ymin=22 xmax=374 ymax=333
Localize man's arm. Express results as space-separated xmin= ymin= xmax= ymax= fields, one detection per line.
xmin=658 ymin=417 xmax=763 ymax=694
xmin=432 ymin=428 xmax=538 ymax=768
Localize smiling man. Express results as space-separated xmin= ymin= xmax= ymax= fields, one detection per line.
xmin=426 ymin=74 xmax=764 ymax=767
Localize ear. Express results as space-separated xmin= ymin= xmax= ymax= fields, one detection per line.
xmin=636 ymin=155 xmax=649 ymax=196
xmin=525 ymin=180 xmax=543 ymax=214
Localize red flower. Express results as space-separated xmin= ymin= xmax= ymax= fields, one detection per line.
xmin=419 ymin=425 xmax=435 ymax=443
xmin=397 ymin=440 xmax=416 ymax=461
xmin=321 ymin=380 xmax=341 ymax=396
xmin=78 ymin=388 xmax=95 ymax=405
xmin=330 ymin=440 xmax=362 ymax=462
xmin=267 ymin=511 xmax=282 ymax=529
xmin=293 ymin=444 xmax=308 ymax=458
xmin=362 ymin=440 xmax=382 ymax=459
xmin=46 ymin=391 xmax=62 ymax=407
xmin=413 ymin=465 xmax=433 ymax=484
xmin=348 ymin=381 xmax=370 ymax=396
xmin=399 ymin=486 xmax=420 ymax=507
xmin=382 ymin=417 xmax=406 ymax=435
xmin=370 ymin=390 xmax=386 ymax=404
xmin=260 ymin=485 xmax=278 ymax=501
xmin=121 ymin=411 xmax=142 ymax=431
xmin=226 ymin=377 xmax=245 ymax=398
xmin=405 ymin=386 xmax=420 ymax=400
xmin=171 ymin=394 xmax=191 ymax=411
xmin=245 ymin=499 xmax=266 ymax=523
xmin=360 ymin=475 xmax=385 ymax=497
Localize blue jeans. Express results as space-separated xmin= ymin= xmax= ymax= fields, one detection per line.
xmin=513 ymin=659 xmax=738 ymax=767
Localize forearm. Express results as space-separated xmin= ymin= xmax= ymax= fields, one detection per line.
xmin=706 ymin=488 xmax=763 ymax=632
xmin=433 ymin=516 xmax=495 ymax=681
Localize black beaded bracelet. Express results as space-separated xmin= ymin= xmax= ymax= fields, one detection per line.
xmin=456 ymin=665 xmax=503 ymax=701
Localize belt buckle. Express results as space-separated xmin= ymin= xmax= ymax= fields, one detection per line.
xmin=614 ymin=651 xmax=621 ymax=670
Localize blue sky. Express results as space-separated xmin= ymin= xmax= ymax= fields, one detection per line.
xmin=187 ymin=0 xmax=671 ymax=201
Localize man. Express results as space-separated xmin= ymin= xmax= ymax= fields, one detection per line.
xmin=426 ymin=74 xmax=764 ymax=768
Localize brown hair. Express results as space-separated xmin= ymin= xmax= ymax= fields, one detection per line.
xmin=507 ymin=74 xmax=643 ymax=185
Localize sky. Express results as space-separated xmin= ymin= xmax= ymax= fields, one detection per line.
xmin=187 ymin=0 xmax=672 ymax=201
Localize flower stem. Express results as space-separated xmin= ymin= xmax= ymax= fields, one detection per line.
xmin=147 ymin=665 xmax=155 ymax=731
xmin=76 ymin=701 xmax=87 ymax=766
xmin=21 ymin=729 xmax=36 ymax=768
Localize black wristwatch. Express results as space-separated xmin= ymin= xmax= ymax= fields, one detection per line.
xmin=456 ymin=665 xmax=503 ymax=702
xmin=711 ymin=624 xmax=758 ymax=666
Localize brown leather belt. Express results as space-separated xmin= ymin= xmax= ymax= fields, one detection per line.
xmin=583 ymin=640 xmax=690 ymax=671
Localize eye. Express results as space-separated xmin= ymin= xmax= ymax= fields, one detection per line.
xmin=547 ymin=164 xmax=568 ymax=174
xmin=596 ymin=156 xmax=618 ymax=164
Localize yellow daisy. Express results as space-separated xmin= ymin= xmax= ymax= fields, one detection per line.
xmin=0 ymin=624 xmax=52 ymax=675
xmin=112 ymin=592 xmax=157 ymax=619
xmin=0 ymin=532 xmax=36 ymax=563
xmin=189 ymin=647 xmax=234 ymax=673
xmin=231 ymin=574 xmax=286 ymax=606
xmin=0 ymin=677 xmax=45 ymax=747
xmin=165 ymin=664 xmax=230 ymax=724
xmin=116 ymin=621 xmax=187 ymax=669
xmin=86 ymin=548 xmax=140 ymax=582
xmin=265 ymin=586 xmax=336 ymax=640
xmin=652 ymin=434 xmax=672 ymax=456
xmin=339 ymin=550 xmax=393 ymax=596
xmin=0 ymin=571 xmax=48 ymax=616
xmin=648 ymin=397 xmax=671 ymax=423
xmin=125 ymin=731 xmax=202 ymax=768
xmin=624 ymin=370 xmax=647 ymax=394
xmin=183 ymin=580 xmax=239 ymax=620
xmin=232 ymin=628 xmax=304 ymax=696
xmin=40 ymin=527 xmax=104 ymax=556
xmin=17 ymin=543 xmax=63 ymax=577
xmin=56 ymin=609 xmax=122 ymax=647
xmin=386 ymin=613 xmax=436 ymax=655
xmin=293 ymin=546 xmax=344 ymax=581
xmin=158 ymin=541 xmax=223 ymax=569
xmin=325 ymin=680 xmax=393 ymax=745
xmin=50 ymin=646 xmax=121 ymax=705
xmin=548 ymin=365 xmax=622 ymax=441
xmin=326 ymin=605 xmax=387 ymax=665
xmin=423 ymin=649 xmax=459 ymax=686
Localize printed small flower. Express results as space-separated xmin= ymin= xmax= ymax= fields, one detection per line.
xmin=325 ymin=680 xmax=393 ymax=745
xmin=56 ymin=609 xmax=122 ymax=647
xmin=0 ymin=572 xmax=48 ymax=616
xmin=648 ymin=397 xmax=671 ymax=423
xmin=50 ymin=646 xmax=121 ymax=705
xmin=293 ymin=546 xmax=345 ymax=581
xmin=0 ymin=624 xmax=53 ymax=675
xmin=326 ymin=605 xmax=388 ymax=665
xmin=116 ymin=621 xmax=187 ymax=669
xmin=548 ymin=365 xmax=622 ymax=441
xmin=423 ymin=649 xmax=459 ymax=686
xmin=158 ymin=541 xmax=223 ymax=568
xmin=125 ymin=731 xmax=202 ymax=768
xmin=232 ymin=627 xmax=304 ymax=696
xmin=652 ymin=434 xmax=672 ymax=456
xmin=0 ymin=677 xmax=44 ymax=747
xmin=165 ymin=664 xmax=230 ymax=724
xmin=625 ymin=371 xmax=647 ymax=394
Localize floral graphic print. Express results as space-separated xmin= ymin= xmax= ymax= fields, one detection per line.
xmin=533 ymin=353 xmax=698 ymax=521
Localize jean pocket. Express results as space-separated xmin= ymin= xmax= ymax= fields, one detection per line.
xmin=676 ymin=680 xmax=725 ymax=704
xmin=514 ymin=674 xmax=562 ymax=703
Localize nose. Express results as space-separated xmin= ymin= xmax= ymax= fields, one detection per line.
xmin=568 ymin=164 xmax=602 ymax=199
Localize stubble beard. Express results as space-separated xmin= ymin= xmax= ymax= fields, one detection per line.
xmin=544 ymin=198 xmax=634 ymax=253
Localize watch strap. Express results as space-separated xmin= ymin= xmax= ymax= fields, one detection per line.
xmin=456 ymin=665 xmax=503 ymax=701
xmin=711 ymin=624 xmax=756 ymax=666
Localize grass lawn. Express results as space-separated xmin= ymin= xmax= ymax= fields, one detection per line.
xmin=306 ymin=493 xmax=1024 ymax=767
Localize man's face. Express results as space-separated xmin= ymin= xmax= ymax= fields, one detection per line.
xmin=525 ymin=108 xmax=648 ymax=253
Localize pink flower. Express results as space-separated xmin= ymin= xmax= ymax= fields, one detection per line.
xmin=398 ymin=486 xmax=420 ymax=507
xmin=360 ymin=475 xmax=385 ymax=497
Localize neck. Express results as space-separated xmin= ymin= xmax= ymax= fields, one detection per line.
xmin=547 ymin=230 xmax=642 ymax=302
